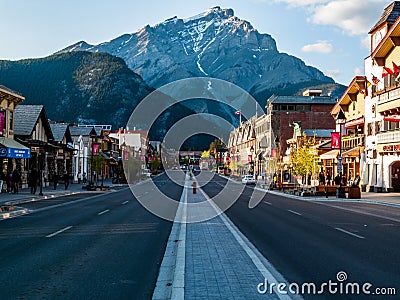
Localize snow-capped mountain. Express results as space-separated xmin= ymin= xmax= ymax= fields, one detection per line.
xmin=59 ymin=6 xmax=338 ymax=96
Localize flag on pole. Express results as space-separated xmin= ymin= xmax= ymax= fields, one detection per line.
xmin=235 ymin=110 xmax=242 ymax=125
xmin=383 ymin=66 xmax=394 ymax=77
xmin=393 ymin=61 xmax=400 ymax=74
xmin=371 ymin=74 xmax=380 ymax=84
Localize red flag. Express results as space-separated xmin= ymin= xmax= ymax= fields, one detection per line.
xmin=234 ymin=110 xmax=241 ymax=115
xmin=383 ymin=66 xmax=394 ymax=77
xmin=393 ymin=62 xmax=400 ymax=74
xmin=372 ymin=75 xmax=380 ymax=84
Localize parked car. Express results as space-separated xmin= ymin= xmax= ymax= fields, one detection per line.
xmin=241 ymin=174 xmax=256 ymax=185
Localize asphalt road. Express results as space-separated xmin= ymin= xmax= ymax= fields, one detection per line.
xmin=202 ymin=174 xmax=400 ymax=300
xmin=0 ymin=173 xmax=182 ymax=300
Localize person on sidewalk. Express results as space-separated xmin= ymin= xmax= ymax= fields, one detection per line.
xmin=318 ymin=171 xmax=325 ymax=186
xmin=326 ymin=172 xmax=332 ymax=185
xmin=29 ymin=168 xmax=39 ymax=194
xmin=0 ymin=170 xmax=5 ymax=193
xmin=64 ymin=171 xmax=69 ymax=190
xmin=53 ymin=174 xmax=58 ymax=190
xmin=6 ymin=170 xmax=13 ymax=193
xmin=12 ymin=169 xmax=21 ymax=194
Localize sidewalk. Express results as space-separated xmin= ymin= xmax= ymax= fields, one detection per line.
xmin=153 ymin=175 xmax=297 ymax=300
xmin=0 ymin=180 xmax=113 ymax=219
xmin=240 ymin=177 xmax=400 ymax=208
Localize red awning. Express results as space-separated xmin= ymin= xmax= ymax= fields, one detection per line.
xmin=345 ymin=117 xmax=364 ymax=128
xmin=384 ymin=115 xmax=400 ymax=122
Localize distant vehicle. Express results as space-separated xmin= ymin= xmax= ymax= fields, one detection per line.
xmin=200 ymin=161 xmax=209 ymax=170
xmin=241 ymin=174 xmax=256 ymax=185
xmin=193 ymin=166 xmax=200 ymax=171
xmin=142 ymin=169 xmax=151 ymax=178
xmin=171 ymin=165 xmax=179 ymax=170
xmin=180 ymin=165 xmax=187 ymax=170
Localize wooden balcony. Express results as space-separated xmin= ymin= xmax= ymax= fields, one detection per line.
xmin=341 ymin=134 xmax=365 ymax=150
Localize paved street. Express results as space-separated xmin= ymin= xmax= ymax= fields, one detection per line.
xmin=202 ymin=174 xmax=400 ymax=299
xmin=1 ymin=171 xmax=399 ymax=299
xmin=0 ymin=175 xmax=181 ymax=299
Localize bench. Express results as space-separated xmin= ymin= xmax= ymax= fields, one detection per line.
xmin=315 ymin=185 xmax=349 ymax=196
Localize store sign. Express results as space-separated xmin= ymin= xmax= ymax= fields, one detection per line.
xmin=383 ymin=145 xmax=394 ymax=152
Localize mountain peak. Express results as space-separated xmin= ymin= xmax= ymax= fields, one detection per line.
xmin=183 ymin=6 xmax=234 ymax=23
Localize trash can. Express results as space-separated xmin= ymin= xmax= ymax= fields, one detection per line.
xmin=348 ymin=187 xmax=361 ymax=199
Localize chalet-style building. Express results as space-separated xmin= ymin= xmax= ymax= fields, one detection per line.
xmin=330 ymin=76 xmax=367 ymax=185
xmin=14 ymin=105 xmax=54 ymax=187
xmin=49 ymin=123 xmax=74 ymax=179
xmin=365 ymin=1 xmax=400 ymax=191
xmin=69 ymin=126 xmax=98 ymax=183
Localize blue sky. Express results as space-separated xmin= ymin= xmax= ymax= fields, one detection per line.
xmin=0 ymin=0 xmax=393 ymax=85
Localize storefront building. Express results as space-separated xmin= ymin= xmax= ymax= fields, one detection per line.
xmin=0 ymin=86 xmax=31 ymax=189
xmin=366 ymin=2 xmax=400 ymax=191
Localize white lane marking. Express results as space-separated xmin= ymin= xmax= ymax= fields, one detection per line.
xmin=122 ymin=201 xmax=129 ymax=205
xmin=46 ymin=226 xmax=73 ymax=238
xmin=153 ymin=175 xmax=188 ymax=300
xmin=335 ymin=227 xmax=365 ymax=239
xmin=263 ymin=201 xmax=272 ymax=205
xmin=98 ymin=209 xmax=110 ymax=216
xmin=287 ymin=209 xmax=302 ymax=216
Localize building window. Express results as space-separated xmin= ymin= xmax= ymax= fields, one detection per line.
xmin=296 ymin=105 xmax=311 ymax=111
xmin=9 ymin=111 xmax=13 ymax=132
xmin=367 ymin=123 xmax=373 ymax=136
xmin=375 ymin=121 xmax=380 ymax=134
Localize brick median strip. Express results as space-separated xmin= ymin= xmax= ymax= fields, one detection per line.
xmin=153 ymin=174 xmax=299 ymax=300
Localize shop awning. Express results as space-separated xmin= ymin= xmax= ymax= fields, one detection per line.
xmin=0 ymin=137 xmax=31 ymax=159
xmin=384 ymin=115 xmax=400 ymax=122
xmin=319 ymin=149 xmax=339 ymax=160
xmin=342 ymin=146 xmax=362 ymax=157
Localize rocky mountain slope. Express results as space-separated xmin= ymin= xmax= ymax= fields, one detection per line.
xmin=59 ymin=6 xmax=344 ymax=100
xmin=0 ymin=52 xmax=152 ymax=128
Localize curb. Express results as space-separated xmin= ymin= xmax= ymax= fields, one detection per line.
xmin=0 ymin=184 xmax=120 ymax=220
xmin=0 ymin=207 xmax=29 ymax=220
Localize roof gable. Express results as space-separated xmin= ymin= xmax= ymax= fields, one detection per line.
xmin=370 ymin=1 xmax=400 ymax=34
xmin=14 ymin=105 xmax=53 ymax=140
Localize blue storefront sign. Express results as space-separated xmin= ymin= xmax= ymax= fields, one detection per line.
xmin=0 ymin=147 xmax=30 ymax=159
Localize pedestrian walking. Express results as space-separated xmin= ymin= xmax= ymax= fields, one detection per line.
xmin=0 ymin=170 xmax=5 ymax=193
xmin=53 ymin=173 xmax=58 ymax=190
xmin=64 ymin=171 xmax=69 ymax=190
xmin=12 ymin=169 xmax=21 ymax=194
xmin=29 ymin=168 xmax=39 ymax=194
xmin=6 ymin=170 xmax=13 ymax=193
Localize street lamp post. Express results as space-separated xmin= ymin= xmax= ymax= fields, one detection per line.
xmin=39 ymin=151 xmax=43 ymax=196
xmin=250 ymin=145 xmax=254 ymax=176
xmin=336 ymin=109 xmax=346 ymax=198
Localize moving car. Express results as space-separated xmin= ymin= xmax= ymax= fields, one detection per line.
xmin=241 ymin=174 xmax=256 ymax=185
